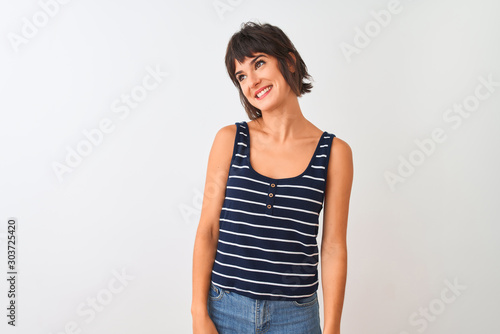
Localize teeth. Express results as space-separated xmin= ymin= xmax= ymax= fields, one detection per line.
xmin=256 ymin=86 xmax=271 ymax=98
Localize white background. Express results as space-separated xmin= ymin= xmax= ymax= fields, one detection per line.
xmin=1 ymin=0 xmax=499 ymax=333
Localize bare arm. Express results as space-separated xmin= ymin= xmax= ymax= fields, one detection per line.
xmin=191 ymin=125 xmax=235 ymax=321
xmin=321 ymin=137 xmax=353 ymax=334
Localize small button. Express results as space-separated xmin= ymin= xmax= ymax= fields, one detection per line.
xmin=269 ymin=193 xmax=273 ymax=197
xmin=271 ymin=183 xmax=276 ymax=187
xmin=267 ymin=204 xmax=272 ymax=209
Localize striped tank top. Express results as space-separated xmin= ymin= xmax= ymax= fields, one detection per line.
xmin=210 ymin=120 xmax=336 ymax=301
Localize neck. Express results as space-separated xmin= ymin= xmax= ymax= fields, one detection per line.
xmin=254 ymin=93 xmax=308 ymax=143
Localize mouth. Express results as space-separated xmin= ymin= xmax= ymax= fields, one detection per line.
xmin=255 ymin=85 xmax=272 ymax=100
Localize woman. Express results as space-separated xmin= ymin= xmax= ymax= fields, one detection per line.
xmin=191 ymin=21 xmax=353 ymax=334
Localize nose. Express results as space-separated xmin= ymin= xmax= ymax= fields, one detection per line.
xmin=247 ymin=71 xmax=261 ymax=89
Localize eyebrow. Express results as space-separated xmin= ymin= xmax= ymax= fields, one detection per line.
xmin=234 ymin=54 xmax=267 ymax=77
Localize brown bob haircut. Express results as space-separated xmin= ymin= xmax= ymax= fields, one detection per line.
xmin=225 ymin=21 xmax=313 ymax=120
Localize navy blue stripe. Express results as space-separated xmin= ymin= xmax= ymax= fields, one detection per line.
xmin=211 ymin=121 xmax=335 ymax=301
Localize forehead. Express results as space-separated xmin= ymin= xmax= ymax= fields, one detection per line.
xmin=234 ymin=53 xmax=269 ymax=71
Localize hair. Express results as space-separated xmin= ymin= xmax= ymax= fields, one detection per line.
xmin=225 ymin=21 xmax=313 ymax=120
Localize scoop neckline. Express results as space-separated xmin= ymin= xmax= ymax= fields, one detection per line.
xmin=243 ymin=121 xmax=327 ymax=182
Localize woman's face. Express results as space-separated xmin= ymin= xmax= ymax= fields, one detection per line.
xmin=234 ymin=53 xmax=294 ymax=113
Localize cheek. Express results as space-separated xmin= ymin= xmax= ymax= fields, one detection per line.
xmin=240 ymin=86 xmax=252 ymax=99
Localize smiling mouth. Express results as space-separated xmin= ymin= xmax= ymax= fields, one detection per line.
xmin=255 ymin=85 xmax=272 ymax=99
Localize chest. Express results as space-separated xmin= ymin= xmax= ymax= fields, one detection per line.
xmin=249 ymin=137 xmax=320 ymax=179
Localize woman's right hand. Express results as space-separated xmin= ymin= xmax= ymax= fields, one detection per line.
xmin=192 ymin=313 xmax=219 ymax=334
xmin=192 ymin=125 xmax=236 ymax=334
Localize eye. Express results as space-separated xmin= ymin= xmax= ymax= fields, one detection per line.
xmin=236 ymin=59 xmax=265 ymax=82
xmin=255 ymin=60 xmax=265 ymax=69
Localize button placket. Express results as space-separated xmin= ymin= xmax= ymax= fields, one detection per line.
xmin=266 ymin=181 xmax=277 ymax=214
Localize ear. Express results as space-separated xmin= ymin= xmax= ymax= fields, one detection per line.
xmin=287 ymin=52 xmax=296 ymax=73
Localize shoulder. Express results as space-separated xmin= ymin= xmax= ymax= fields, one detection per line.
xmin=327 ymin=136 xmax=353 ymax=175
xmin=209 ymin=123 xmax=238 ymax=159
xmin=330 ymin=136 xmax=352 ymax=159
xmin=324 ymin=136 xmax=353 ymax=199
xmin=214 ymin=123 xmax=238 ymax=142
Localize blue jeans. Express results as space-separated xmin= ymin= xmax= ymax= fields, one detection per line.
xmin=207 ymin=282 xmax=322 ymax=333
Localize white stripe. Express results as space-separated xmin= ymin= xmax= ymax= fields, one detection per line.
xmin=229 ymin=175 xmax=270 ymax=186
xmin=274 ymin=194 xmax=322 ymax=205
xmin=320 ymin=144 xmax=329 ymax=148
xmin=239 ymin=131 xmax=247 ymax=136
xmin=217 ymin=249 xmax=318 ymax=266
xmin=220 ymin=229 xmax=318 ymax=247
xmin=235 ymin=153 xmax=247 ymax=158
xmin=276 ymin=184 xmax=323 ymax=193
xmin=315 ymin=154 xmax=327 ymax=158
xmin=211 ymin=281 xmax=318 ymax=299
xmin=262 ymin=212 xmax=320 ymax=227
xmin=226 ymin=186 xmax=267 ymax=196
xmin=323 ymin=136 xmax=331 ymax=138
xmin=221 ymin=208 xmax=319 ymax=227
xmin=273 ymin=205 xmax=319 ymax=216
xmin=231 ymin=164 xmax=249 ymax=169
xmin=302 ymin=175 xmax=325 ymax=182
xmin=220 ymin=218 xmax=316 ymax=238
xmin=311 ymin=165 xmax=325 ymax=169
xmin=222 ymin=207 xmax=268 ymax=218
xmin=218 ymin=239 xmax=319 ymax=256
xmin=225 ymin=197 xmax=265 ymax=206
xmin=237 ymin=142 xmax=247 ymax=147
xmin=214 ymin=260 xmax=315 ymax=277
xmin=212 ymin=270 xmax=319 ymax=288
xmin=240 ymin=125 xmax=246 ymax=128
